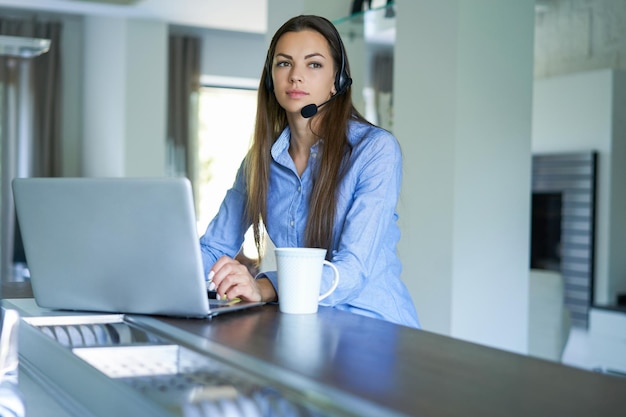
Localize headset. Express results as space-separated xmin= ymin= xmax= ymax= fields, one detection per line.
xmin=264 ymin=23 xmax=352 ymax=96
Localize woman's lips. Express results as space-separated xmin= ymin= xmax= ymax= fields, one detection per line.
xmin=287 ymin=90 xmax=308 ymax=99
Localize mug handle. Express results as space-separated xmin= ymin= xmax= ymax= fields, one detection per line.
xmin=319 ymin=260 xmax=340 ymax=301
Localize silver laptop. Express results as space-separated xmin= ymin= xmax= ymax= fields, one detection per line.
xmin=11 ymin=177 xmax=264 ymax=318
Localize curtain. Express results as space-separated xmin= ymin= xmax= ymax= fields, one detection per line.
xmin=0 ymin=17 xmax=62 ymax=281
xmin=0 ymin=17 xmax=63 ymax=177
xmin=167 ymin=35 xmax=201 ymax=183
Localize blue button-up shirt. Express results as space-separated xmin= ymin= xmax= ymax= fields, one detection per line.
xmin=200 ymin=120 xmax=420 ymax=328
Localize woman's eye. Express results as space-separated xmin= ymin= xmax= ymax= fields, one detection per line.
xmin=276 ymin=61 xmax=290 ymax=68
xmin=309 ymin=62 xmax=322 ymax=69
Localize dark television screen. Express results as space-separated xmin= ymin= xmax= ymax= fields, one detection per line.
xmin=530 ymin=192 xmax=562 ymax=271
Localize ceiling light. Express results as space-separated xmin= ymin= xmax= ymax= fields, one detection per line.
xmin=0 ymin=35 xmax=51 ymax=59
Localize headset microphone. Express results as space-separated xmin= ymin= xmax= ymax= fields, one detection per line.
xmin=300 ymin=99 xmax=328 ymax=119
xmin=300 ymin=77 xmax=352 ymax=119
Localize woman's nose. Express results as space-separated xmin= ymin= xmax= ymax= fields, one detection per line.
xmin=289 ymin=67 xmax=303 ymax=83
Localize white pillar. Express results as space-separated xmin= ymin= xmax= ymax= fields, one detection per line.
xmin=395 ymin=0 xmax=535 ymax=353
xmin=82 ymin=16 xmax=167 ymax=177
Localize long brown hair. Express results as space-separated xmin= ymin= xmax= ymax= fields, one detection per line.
xmin=245 ymin=15 xmax=370 ymax=257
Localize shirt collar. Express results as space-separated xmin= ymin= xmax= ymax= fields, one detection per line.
xmin=271 ymin=126 xmax=291 ymax=161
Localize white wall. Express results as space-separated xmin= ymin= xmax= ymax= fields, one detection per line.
xmin=0 ymin=0 xmax=267 ymax=34
xmin=124 ymin=19 xmax=168 ymax=176
xmin=395 ymin=0 xmax=535 ymax=353
xmin=198 ymin=30 xmax=265 ymax=80
xmin=82 ymin=16 xmax=127 ymax=176
xmin=82 ymin=16 xmax=168 ymax=177
xmin=267 ymin=0 xmax=348 ymax=36
xmin=169 ymin=25 xmax=266 ymax=81
xmin=532 ymin=69 xmax=626 ymax=305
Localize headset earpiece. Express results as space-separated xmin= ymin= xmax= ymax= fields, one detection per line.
xmin=334 ymin=31 xmax=351 ymax=94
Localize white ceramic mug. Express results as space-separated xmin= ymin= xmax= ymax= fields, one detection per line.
xmin=274 ymin=247 xmax=340 ymax=314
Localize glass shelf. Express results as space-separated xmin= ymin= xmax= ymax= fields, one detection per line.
xmin=334 ymin=2 xmax=396 ymax=131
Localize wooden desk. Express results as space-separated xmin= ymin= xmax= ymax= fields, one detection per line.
xmin=3 ymin=285 xmax=626 ymax=417
xmin=151 ymin=304 xmax=626 ymax=417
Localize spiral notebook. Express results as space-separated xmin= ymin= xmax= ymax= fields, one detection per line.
xmin=12 ymin=177 xmax=264 ymax=318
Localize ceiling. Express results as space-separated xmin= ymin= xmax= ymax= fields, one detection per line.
xmin=0 ymin=0 xmax=268 ymax=33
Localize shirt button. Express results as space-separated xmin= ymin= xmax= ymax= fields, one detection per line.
xmin=311 ymin=153 xmax=317 ymax=158
xmin=290 ymin=220 xmax=295 ymax=227
xmin=297 ymin=186 xmax=301 ymax=192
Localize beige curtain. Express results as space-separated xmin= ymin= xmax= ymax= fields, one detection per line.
xmin=0 ymin=17 xmax=62 ymax=281
xmin=0 ymin=17 xmax=63 ymax=177
xmin=167 ymin=35 xmax=201 ymax=183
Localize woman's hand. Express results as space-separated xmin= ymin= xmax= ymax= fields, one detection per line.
xmin=209 ymin=255 xmax=277 ymax=302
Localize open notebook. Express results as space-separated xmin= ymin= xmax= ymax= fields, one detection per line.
xmin=12 ymin=177 xmax=264 ymax=318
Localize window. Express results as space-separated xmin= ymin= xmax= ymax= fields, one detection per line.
xmin=196 ymin=83 xmax=258 ymax=259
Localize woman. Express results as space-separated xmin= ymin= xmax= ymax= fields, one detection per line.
xmin=200 ymin=15 xmax=420 ymax=328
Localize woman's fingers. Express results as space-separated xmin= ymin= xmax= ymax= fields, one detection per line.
xmin=209 ymin=256 xmax=262 ymax=302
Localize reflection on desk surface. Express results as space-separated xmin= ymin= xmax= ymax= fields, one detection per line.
xmin=23 ymin=314 xmax=347 ymax=417
xmin=6 ymin=296 xmax=626 ymax=417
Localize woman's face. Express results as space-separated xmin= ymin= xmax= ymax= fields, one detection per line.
xmin=270 ymin=29 xmax=337 ymax=117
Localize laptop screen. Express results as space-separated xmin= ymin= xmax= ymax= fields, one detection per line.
xmin=12 ymin=177 xmax=212 ymax=317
